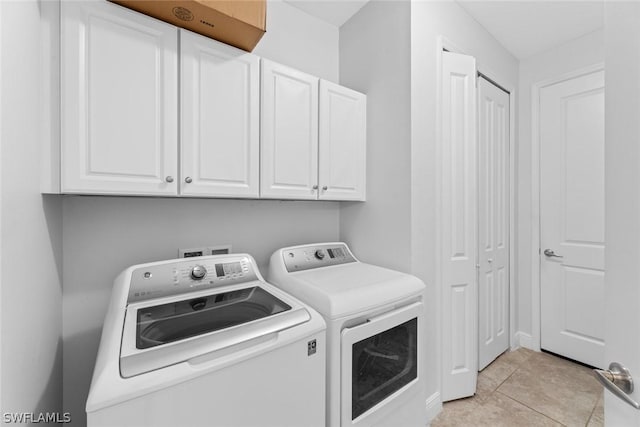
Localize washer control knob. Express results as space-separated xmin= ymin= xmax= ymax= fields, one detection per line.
xmin=315 ymin=250 xmax=325 ymax=260
xmin=191 ymin=265 xmax=207 ymax=280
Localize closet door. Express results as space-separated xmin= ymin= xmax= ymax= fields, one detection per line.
xmin=318 ymin=80 xmax=367 ymax=201
xmin=180 ymin=30 xmax=260 ymax=198
xmin=260 ymin=59 xmax=319 ymax=199
xmin=477 ymin=77 xmax=510 ymax=371
xmin=441 ymin=51 xmax=478 ymax=402
xmin=61 ymin=1 xmax=178 ymax=195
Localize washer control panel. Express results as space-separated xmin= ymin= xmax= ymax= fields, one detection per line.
xmin=128 ymin=255 xmax=257 ymax=303
xmin=283 ymin=243 xmax=356 ymax=273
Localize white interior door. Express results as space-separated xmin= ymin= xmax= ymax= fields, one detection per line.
xmin=539 ymin=68 xmax=605 ymax=368
xmin=441 ymin=51 xmax=478 ymax=402
xmin=477 ymin=77 xmax=510 ymax=371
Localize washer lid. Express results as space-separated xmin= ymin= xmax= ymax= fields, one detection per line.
xmin=136 ymin=286 xmax=291 ymax=350
xmin=279 ymin=263 xmax=425 ymax=318
xmin=120 ymin=283 xmax=310 ymax=378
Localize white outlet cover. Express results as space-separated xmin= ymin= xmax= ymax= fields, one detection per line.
xmin=208 ymin=245 xmax=232 ymax=255
xmin=178 ymin=245 xmax=233 ymax=258
xmin=178 ymin=247 xmax=207 ymax=258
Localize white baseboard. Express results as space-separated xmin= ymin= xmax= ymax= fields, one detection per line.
xmin=515 ymin=331 xmax=535 ymax=350
xmin=425 ymin=391 xmax=442 ymax=425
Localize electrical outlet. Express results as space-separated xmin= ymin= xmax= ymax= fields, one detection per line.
xmin=178 ymin=245 xmax=232 ymax=258
xmin=208 ymin=245 xmax=232 ymax=256
xmin=178 ymin=247 xmax=207 ymax=258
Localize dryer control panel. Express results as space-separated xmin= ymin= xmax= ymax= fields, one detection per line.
xmin=127 ymin=255 xmax=259 ymax=304
xmin=283 ymin=243 xmax=356 ymax=273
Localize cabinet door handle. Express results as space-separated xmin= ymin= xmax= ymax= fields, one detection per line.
xmin=312 ymin=185 xmax=318 ymax=190
xmin=185 ymin=177 xmax=193 ymax=184
xmin=165 ymin=176 xmax=174 ymax=183
xmin=322 ymin=186 xmax=328 ymax=191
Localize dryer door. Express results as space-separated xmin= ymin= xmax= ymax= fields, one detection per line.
xmin=340 ymin=302 xmax=423 ymax=426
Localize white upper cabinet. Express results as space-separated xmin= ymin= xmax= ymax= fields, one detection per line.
xmin=260 ymin=60 xmax=367 ymax=201
xmin=56 ymin=2 xmax=366 ymax=201
xmin=319 ymin=80 xmax=367 ymax=201
xmin=180 ymin=31 xmax=260 ymax=198
xmin=61 ymin=1 xmax=178 ymax=195
xmin=260 ymin=59 xmax=319 ymax=200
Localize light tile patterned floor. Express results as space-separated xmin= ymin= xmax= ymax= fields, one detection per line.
xmin=432 ymin=348 xmax=604 ymax=427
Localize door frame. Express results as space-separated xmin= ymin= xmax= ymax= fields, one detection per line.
xmin=530 ymin=62 xmax=605 ymax=352
xmin=436 ymin=34 xmax=517 ymax=384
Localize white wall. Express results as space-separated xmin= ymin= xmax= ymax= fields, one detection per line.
xmin=61 ymin=2 xmax=341 ymax=425
xmin=516 ymin=29 xmax=604 ymax=341
xmin=1 ymin=0 xmax=63 ymax=419
xmin=254 ymin=0 xmax=339 ymax=82
xmin=0 ymin=2 xmax=3 ymax=409
xmin=339 ymin=0 xmax=412 ymax=273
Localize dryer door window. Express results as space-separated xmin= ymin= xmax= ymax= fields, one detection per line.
xmin=351 ymin=318 xmax=417 ymax=419
xmin=340 ymin=302 xmax=422 ymax=425
xmin=136 ymin=286 xmax=291 ymax=349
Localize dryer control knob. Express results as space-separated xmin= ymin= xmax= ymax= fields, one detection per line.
xmin=315 ymin=250 xmax=325 ymax=260
xmin=191 ymin=265 xmax=207 ymax=280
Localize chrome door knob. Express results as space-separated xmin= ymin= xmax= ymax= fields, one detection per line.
xmin=185 ymin=177 xmax=193 ymax=184
xmin=594 ymin=362 xmax=640 ymax=409
xmin=544 ymin=249 xmax=563 ymax=258
xmin=312 ymin=185 xmax=318 ymax=190
xmin=165 ymin=176 xmax=174 ymax=183
xmin=322 ymin=186 xmax=328 ymax=191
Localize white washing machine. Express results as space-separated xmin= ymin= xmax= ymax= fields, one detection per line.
xmin=268 ymin=243 xmax=427 ymax=427
xmin=86 ymin=254 xmax=326 ymax=427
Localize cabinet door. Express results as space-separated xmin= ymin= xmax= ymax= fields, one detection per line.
xmin=318 ymin=81 xmax=367 ymax=201
xmin=61 ymin=1 xmax=178 ymax=195
xmin=261 ymin=60 xmax=319 ymax=199
xmin=180 ymin=31 xmax=259 ymax=198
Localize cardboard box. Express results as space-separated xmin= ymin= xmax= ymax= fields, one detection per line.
xmin=110 ymin=0 xmax=266 ymax=52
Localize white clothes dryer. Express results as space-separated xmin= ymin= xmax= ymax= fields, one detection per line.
xmin=268 ymin=243 xmax=427 ymax=427
xmin=86 ymin=254 xmax=326 ymax=427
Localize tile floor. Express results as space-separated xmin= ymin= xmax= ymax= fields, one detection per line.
xmin=431 ymin=348 xmax=604 ymax=427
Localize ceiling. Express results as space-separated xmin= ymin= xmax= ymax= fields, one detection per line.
xmin=457 ymin=1 xmax=604 ymax=59
xmin=283 ymin=0 xmax=370 ymax=27
xmin=283 ymin=0 xmax=604 ymax=61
